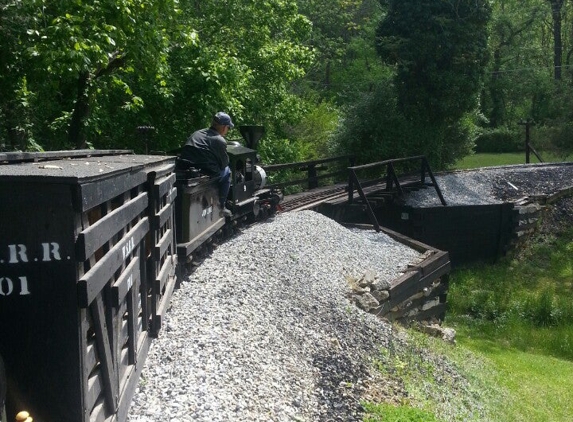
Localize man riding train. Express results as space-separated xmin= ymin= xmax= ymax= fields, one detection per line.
xmin=180 ymin=112 xmax=235 ymax=218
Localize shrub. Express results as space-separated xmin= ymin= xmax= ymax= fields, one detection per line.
xmin=532 ymin=123 xmax=573 ymax=159
xmin=474 ymin=128 xmax=522 ymax=153
xmin=333 ymin=81 xmax=476 ymax=170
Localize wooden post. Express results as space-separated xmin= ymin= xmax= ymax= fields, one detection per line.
xmin=519 ymin=119 xmax=535 ymax=164
xmin=307 ymin=164 xmax=318 ymax=189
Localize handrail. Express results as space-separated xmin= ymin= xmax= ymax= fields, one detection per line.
xmin=263 ymin=155 xmax=354 ymax=172
xmin=264 ymin=155 xmax=354 ymax=190
xmin=347 ymin=155 xmax=426 ymax=171
xmin=347 ymin=155 xmax=446 ymax=231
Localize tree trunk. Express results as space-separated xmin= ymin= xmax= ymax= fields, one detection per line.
xmin=325 ymin=60 xmax=331 ymax=90
xmin=489 ymin=47 xmax=505 ymax=127
xmin=67 ymin=54 xmax=125 ymax=149
xmin=548 ymin=0 xmax=564 ymax=80
xmin=68 ymin=71 xmax=91 ymax=149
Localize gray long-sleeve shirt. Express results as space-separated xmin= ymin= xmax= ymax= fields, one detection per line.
xmin=181 ymin=127 xmax=229 ymax=175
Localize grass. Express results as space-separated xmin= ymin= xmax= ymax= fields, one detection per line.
xmin=363 ymin=327 xmax=506 ymax=422
xmin=443 ymin=225 xmax=573 ymax=421
xmin=364 ymin=227 xmax=573 ymax=421
xmin=363 ymin=151 xmax=573 ymax=421
xmin=447 ymin=229 xmax=573 ymax=360
xmin=363 ymin=402 xmax=439 ymax=422
xmin=459 ymin=337 xmax=573 ymax=422
xmin=453 ymin=152 xmax=571 ymax=170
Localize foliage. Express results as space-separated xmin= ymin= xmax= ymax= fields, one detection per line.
xmin=328 ymin=30 xmax=388 ymax=104
xmin=474 ymin=127 xmax=522 ymax=153
xmin=332 ymin=81 xmax=478 ymax=169
xmin=366 ymin=327 xmax=502 ymax=422
xmin=4 ymin=0 xmax=573 ymax=170
xmin=376 ymin=0 xmax=491 ymax=124
xmin=533 ymin=122 xmax=573 ymax=159
xmin=526 ymin=82 xmax=573 ymax=158
xmin=363 ymin=402 xmax=439 ymax=422
xmin=0 ymin=0 xmax=315 ymax=153
xmin=482 ymin=0 xmax=547 ymax=128
xmin=0 ymin=0 xmax=178 ymax=149
xmin=297 ymin=0 xmax=384 ymax=100
xmin=282 ymin=96 xmax=341 ymax=159
xmin=447 ymin=221 xmax=573 ymax=421
xmin=331 ymin=0 xmax=491 ymax=169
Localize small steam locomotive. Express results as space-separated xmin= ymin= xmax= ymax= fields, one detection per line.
xmin=174 ymin=125 xmax=282 ymax=267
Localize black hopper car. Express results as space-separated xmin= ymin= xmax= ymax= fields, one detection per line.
xmin=0 ymin=126 xmax=281 ymax=422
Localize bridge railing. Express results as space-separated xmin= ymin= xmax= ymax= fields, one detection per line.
xmin=347 ymin=155 xmax=446 ymax=231
xmin=263 ymin=155 xmax=354 ymax=192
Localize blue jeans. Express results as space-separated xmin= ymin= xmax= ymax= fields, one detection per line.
xmin=219 ymin=166 xmax=231 ymax=207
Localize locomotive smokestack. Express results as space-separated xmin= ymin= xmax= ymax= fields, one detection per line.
xmin=239 ymin=126 xmax=265 ymax=150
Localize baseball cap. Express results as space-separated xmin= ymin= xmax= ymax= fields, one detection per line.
xmin=213 ymin=112 xmax=234 ymax=128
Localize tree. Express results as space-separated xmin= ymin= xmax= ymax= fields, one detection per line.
xmin=0 ymin=0 xmax=38 ymax=150
xmin=144 ymin=0 xmax=314 ymax=154
xmin=484 ymin=0 xmax=545 ymax=127
xmin=547 ymin=0 xmax=565 ymax=80
xmin=376 ymin=0 xmax=491 ymax=124
xmin=0 ymin=0 xmax=315 ymax=154
xmin=297 ymin=0 xmax=383 ymax=98
xmin=0 ymin=0 xmax=179 ymax=150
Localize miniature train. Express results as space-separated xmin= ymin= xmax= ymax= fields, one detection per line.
xmin=0 ymin=126 xmax=281 ymax=422
xmin=174 ymin=125 xmax=282 ymax=269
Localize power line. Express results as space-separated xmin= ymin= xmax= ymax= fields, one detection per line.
xmin=489 ymin=63 xmax=573 ymax=74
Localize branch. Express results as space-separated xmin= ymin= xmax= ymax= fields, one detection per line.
xmin=94 ymin=51 xmax=127 ymax=79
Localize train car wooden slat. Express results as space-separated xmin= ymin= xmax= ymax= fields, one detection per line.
xmin=89 ymin=295 xmax=119 ymax=413
xmin=111 ymin=257 xmax=140 ymax=307
xmin=152 ymin=201 xmax=174 ymax=230
xmin=154 ymin=229 xmax=174 ymax=262
xmin=78 ymin=218 xmax=149 ymax=307
xmin=77 ymin=171 xmax=147 ymax=212
xmin=154 ymin=173 xmax=177 ymax=199
xmin=154 ymin=257 xmax=173 ymax=294
xmin=76 ymin=193 xmax=148 ymax=261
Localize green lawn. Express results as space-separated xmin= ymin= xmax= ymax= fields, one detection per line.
xmin=460 ymin=337 xmax=573 ymax=422
xmin=453 ymin=152 xmax=571 ymax=170
xmin=443 ymin=227 xmax=573 ymax=421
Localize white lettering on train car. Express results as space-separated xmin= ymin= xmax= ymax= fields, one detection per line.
xmin=0 ymin=276 xmax=30 ymax=296
xmin=201 ymin=206 xmax=213 ymax=218
xmin=1 ymin=242 xmax=63 ymax=297
xmin=41 ymin=242 xmax=61 ymax=261
xmin=8 ymin=244 xmax=28 ymax=263
xmin=122 ymin=237 xmax=135 ymax=260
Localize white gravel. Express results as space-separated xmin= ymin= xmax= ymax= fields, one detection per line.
xmin=127 ymin=211 xmax=424 ymax=422
xmin=127 ymin=162 xmax=573 ymax=421
xmin=405 ymin=162 xmax=573 ymax=207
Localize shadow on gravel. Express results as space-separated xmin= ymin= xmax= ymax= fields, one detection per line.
xmin=312 ymin=352 xmax=368 ymax=422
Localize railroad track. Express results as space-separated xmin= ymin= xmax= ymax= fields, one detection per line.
xmin=278 ymin=185 xmax=348 ymax=212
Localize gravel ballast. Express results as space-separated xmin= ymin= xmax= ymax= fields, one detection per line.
xmin=405 ymin=162 xmax=573 ymax=207
xmin=127 ymin=211 xmax=425 ymax=422
xmin=127 ymin=162 xmax=573 ymax=421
